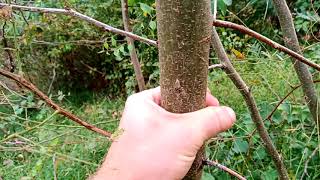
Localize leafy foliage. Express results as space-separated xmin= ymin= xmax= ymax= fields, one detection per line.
xmin=1 ymin=0 xmax=320 ymax=179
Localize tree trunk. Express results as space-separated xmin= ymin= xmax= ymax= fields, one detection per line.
xmin=272 ymin=0 xmax=320 ymax=129
xmin=156 ymin=0 xmax=212 ymax=179
xmin=121 ymin=0 xmax=145 ymax=91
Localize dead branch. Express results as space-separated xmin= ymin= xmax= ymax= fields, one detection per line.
xmin=203 ymin=159 xmax=246 ymax=180
xmin=0 ymin=3 xmax=157 ymax=47
xmin=213 ymin=20 xmax=320 ymax=72
xmin=211 ymin=27 xmax=289 ymax=179
xmin=0 ymin=68 xmax=112 ymax=138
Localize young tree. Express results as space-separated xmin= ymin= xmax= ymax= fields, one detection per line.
xmin=156 ymin=0 xmax=212 ymax=179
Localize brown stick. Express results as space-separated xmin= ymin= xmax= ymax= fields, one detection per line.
xmin=121 ymin=0 xmax=145 ymax=91
xmin=203 ymin=159 xmax=246 ymax=180
xmin=0 ymin=68 xmax=112 ymax=138
xmin=0 ymin=3 xmax=157 ymax=47
xmin=211 ymin=27 xmax=289 ymax=179
xmin=2 ymin=22 xmax=15 ymax=72
xmin=212 ymin=20 xmax=320 ymax=72
xmin=266 ymin=80 xmax=320 ymax=121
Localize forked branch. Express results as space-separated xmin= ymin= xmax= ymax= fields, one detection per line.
xmin=0 ymin=69 xmax=112 ymax=138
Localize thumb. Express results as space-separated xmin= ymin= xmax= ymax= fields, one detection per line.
xmin=185 ymin=106 xmax=236 ymax=141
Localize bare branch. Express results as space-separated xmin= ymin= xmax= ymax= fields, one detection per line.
xmin=121 ymin=0 xmax=145 ymax=91
xmin=211 ymin=27 xmax=289 ymax=179
xmin=0 ymin=3 xmax=157 ymax=47
xmin=266 ymin=79 xmax=320 ymax=121
xmin=300 ymin=146 xmax=319 ymax=180
xmin=213 ymin=20 xmax=320 ymax=72
xmin=0 ymin=68 xmax=112 ymax=138
xmin=203 ymin=159 xmax=246 ymax=180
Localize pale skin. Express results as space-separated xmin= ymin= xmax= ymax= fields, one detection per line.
xmin=91 ymin=87 xmax=236 ymax=180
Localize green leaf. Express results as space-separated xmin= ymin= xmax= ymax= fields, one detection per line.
xmin=114 ymin=48 xmax=122 ymax=61
xmin=128 ymin=44 xmax=134 ymax=53
xmin=140 ymin=3 xmax=153 ymax=15
xmin=128 ymin=0 xmax=136 ymax=6
xmin=202 ymin=172 xmax=215 ymax=180
xmin=217 ymin=0 xmax=227 ymax=15
xmin=263 ymin=169 xmax=277 ymax=180
xmin=223 ymin=0 xmax=232 ymax=6
xmin=232 ymin=139 xmax=249 ymax=153
xmin=103 ymin=41 xmax=109 ymax=49
xmin=119 ymin=45 xmax=126 ymax=54
xmin=111 ymin=37 xmax=117 ymax=46
xmin=149 ymin=21 xmax=157 ymax=30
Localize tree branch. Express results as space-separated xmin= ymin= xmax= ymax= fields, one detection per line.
xmin=266 ymin=80 xmax=320 ymax=121
xmin=203 ymin=159 xmax=246 ymax=180
xmin=0 ymin=3 xmax=157 ymax=47
xmin=211 ymin=27 xmax=289 ymax=179
xmin=121 ymin=0 xmax=145 ymax=91
xmin=212 ymin=20 xmax=320 ymax=72
xmin=0 ymin=68 xmax=112 ymax=138
xmin=300 ymin=146 xmax=319 ymax=180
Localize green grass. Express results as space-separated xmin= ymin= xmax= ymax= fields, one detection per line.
xmin=1 ymin=52 xmax=320 ymax=179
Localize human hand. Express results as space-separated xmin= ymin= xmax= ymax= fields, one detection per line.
xmin=92 ymin=87 xmax=236 ymax=180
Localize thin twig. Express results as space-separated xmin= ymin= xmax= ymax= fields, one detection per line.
xmin=121 ymin=0 xmax=145 ymax=91
xmin=266 ymin=80 xmax=320 ymax=121
xmin=0 ymin=3 xmax=157 ymax=47
xmin=53 ymin=154 xmax=58 ymax=180
xmin=212 ymin=20 xmax=320 ymax=72
xmin=203 ymin=159 xmax=246 ymax=180
xmin=300 ymin=146 xmax=319 ymax=180
xmin=0 ymin=68 xmax=112 ymax=138
xmin=47 ymin=64 xmax=56 ymax=94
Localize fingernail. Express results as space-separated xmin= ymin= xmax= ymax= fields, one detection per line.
xmin=225 ymin=107 xmax=236 ymax=121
